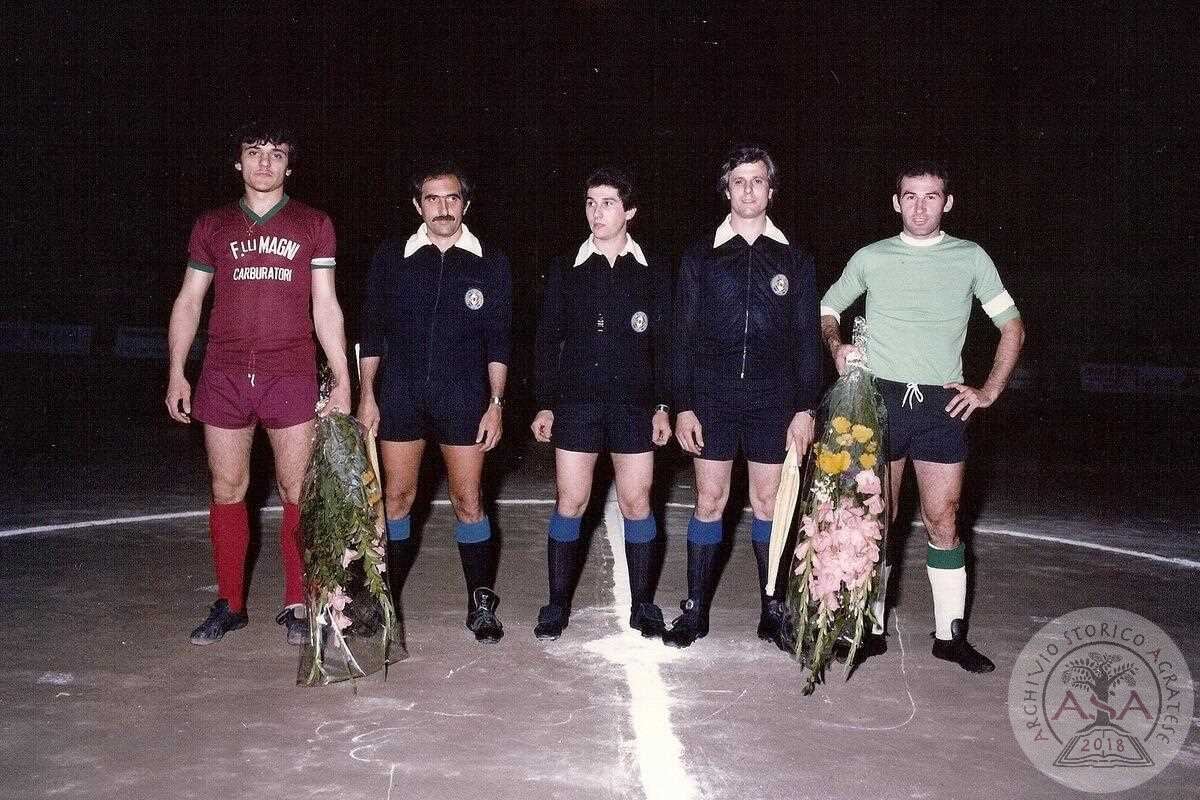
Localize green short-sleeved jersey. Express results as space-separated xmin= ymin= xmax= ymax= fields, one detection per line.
xmin=820 ymin=234 xmax=1020 ymax=385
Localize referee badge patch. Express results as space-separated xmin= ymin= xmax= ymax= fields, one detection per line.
xmin=771 ymin=274 xmax=789 ymax=296
xmin=630 ymin=311 xmax=648 ymax=333
xmin=464 ymin=288 xmax=484 ymax=310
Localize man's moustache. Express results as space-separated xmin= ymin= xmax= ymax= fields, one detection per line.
xmin=434 ymin=216 xmax=455 ymax=222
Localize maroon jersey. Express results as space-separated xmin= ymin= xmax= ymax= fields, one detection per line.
xmin=187 ymin=195 xmax=336 ymax=377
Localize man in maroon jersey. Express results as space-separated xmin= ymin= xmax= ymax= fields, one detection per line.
xmin=165 ymin=121 xmax=351 ymax=647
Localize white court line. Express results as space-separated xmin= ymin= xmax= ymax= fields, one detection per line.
xmin=590 ymin=492 xmax=698 ymax=800
xmin=0 ymin=498 xmax=554 ymax=539
xmin=910 ymin=520 xmax=1200 ymax=571
xmin=3 ymin=499 xmax=1197 ymax=573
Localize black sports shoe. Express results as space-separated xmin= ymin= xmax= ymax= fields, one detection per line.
xmin=757 ymin=599 xmax=793 ymax=653
xmin=534 ymin=604 xmax=568 ymax=640
xmin=833 ymin=632 xmax=888 ymax=665
xmin=189 ymin=599 xmax=248 ymax=646
xmin=932 ymin=619 xmax=995 ymax=673
xmin=756 ymin=598 xmax=782 ymax=640
xmin=466 ymin=587 xmax=504 ymax=643
xmin=662 ymin=599 xmax=709 ymax=648
xmin=629 ymin=602 xmax=667 ymax=638
xmin=275 ymin=606 xmax=309 ymax=646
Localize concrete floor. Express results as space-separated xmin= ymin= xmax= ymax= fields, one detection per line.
xmin=1 ymin=398 xmax=1197 ymax=800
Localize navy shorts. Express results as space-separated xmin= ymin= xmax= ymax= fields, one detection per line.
xmin=693 ymin=381 xmax=791 ymax=464
xmin=877 ymin=378 xmax=968 ymax=464
xmin=378 ymin=379 xmax=485 ymax=446
xmin=553 ymin=401 xmax=654 ymax=454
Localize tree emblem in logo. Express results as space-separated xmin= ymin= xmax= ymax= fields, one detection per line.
xmin=1053 ymin=652 xmax=1154 ymax=768
xmin=464 ymin=288 xmax=484 ymax=310
xmin=1008 ymin=607 xmax=1193 ymax=794
xmin=771 ymin=274 xmax=789 ymax=296
xmin=630 ymin=311 xmax=648 ymax=333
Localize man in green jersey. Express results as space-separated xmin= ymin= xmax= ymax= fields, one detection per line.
xmin=820 ymin=160 xmax=1025 ymax=673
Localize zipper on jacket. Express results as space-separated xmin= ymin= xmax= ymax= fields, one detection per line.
xmin=739 ymin=254 xmax=751 ymax=379
xmin=426 ymin=250 xmax=446 ymax=381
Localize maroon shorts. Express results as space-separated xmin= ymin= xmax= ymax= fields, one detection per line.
xmin=192 ymin=367 xmax=317 ymax=430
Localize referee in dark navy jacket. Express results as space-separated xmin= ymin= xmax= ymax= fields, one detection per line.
xmin=665 ymin=144 xmax=822 ymax=649
xmin=530 ymin=167 xmax=672 ymax=641
xmin=358 ymin=161 xmax=512 ymax=643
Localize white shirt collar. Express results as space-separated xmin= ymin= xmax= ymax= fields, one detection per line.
xmin=572 ymin=233 xmax=648 ymax=267
xmin=713 ymin=214 xmax=789 ymax=248
xmin=899 ymin=230 xmax=946 ymax=247
xmin=404 ymin=223 xmax=483 ymax=258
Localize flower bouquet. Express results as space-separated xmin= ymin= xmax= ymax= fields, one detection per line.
xmin=786 ymin=318 xmax=889 ymax=694
xmin=297 ymin=411 xmax=405 ymax=687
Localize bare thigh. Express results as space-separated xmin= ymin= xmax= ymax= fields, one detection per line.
xmin=887 ymin=458 xmax=907 ymax=525
xmin=912 ymin=459 xmax=965 ymax=549
xmin=441 ymin=443 xmax=486 ymax=523
xmin=692 ymin=458 xmax=734 ymax=522
xmin=746 ymin=460 xmax=784 ymax=521
xmin=266 ymin=419 xmax=316 ymax=505
xmin=380 ymin=439 xmax=426 ymax=519
xmin=611 ymin=451 xmax=654 ymax=519
xmin=204 ymin=424 xmax=255 ymax=504
xmin=555 ymin=449 xmax=600 ymax=517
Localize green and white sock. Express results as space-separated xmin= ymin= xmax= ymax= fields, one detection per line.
xmin=927 ymin=542 xmax=966 ymax=640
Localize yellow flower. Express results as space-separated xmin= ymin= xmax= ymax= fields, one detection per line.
xmin=831 ymin=416 xmax=851 ymax=434
xmin=866 ymin=441 xmax=878 ymax=453
xmin=860 ymin=453 xmax=877 ymax=469
xmin=818 ymin=448 xmax=852 ymax=474
xmin=851 ymin=424 xmax=874 ymax=443
xmin=836 ymin=433 xmax=854 ymax=447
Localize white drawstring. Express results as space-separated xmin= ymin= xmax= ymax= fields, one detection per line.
xmin=901 ymin=382 xmax=924 ymax=409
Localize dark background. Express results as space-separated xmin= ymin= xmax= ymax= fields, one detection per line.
xmin=1 ymin=2 xmax=1196 ymax=422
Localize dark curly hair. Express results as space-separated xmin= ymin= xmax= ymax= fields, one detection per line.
xmin=231 ymin=120 xmax=299 ymax=165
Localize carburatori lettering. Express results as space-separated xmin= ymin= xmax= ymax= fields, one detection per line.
xmin=232 ymin=266 xmax=294 ymax=282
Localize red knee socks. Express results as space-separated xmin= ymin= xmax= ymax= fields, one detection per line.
xmin=209 ymin=501 xmax=249 ymax=613
xmin=280 ymin=502 xmax=305 ymax=607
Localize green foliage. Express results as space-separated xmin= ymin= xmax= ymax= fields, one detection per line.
xmin=298 ymin=412 xmax=403 ymax=686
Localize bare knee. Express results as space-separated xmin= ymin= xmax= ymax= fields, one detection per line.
xmin=385 ymin=484 xmax=417 ymax=519
xmin=276 ymin=480 xmax=303 ymax=506
xmin=694 ymin=484 xmax=729 ymax=522
xmin=450 ymin=488 xmax=484 ymax=523
xmin=922 ymin=500 xmax=960 ymax=548
xmin=211 ymin=474 xmax=249 ymax=505
xmin=616 ymin=488 xmax=651 ymax=520
xmin=555 ymin=488 xmax=589 ymax=518
xmin=749 ymin=485 xmax=778 ymax=520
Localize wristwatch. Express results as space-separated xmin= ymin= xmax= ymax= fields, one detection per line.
xmin=490 ymin=395 xmax=504 ymax=407
xmin=654 ymin=404 xmax=670 ymax=414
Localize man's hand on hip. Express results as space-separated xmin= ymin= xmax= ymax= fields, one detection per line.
xmin=943 ymin=383 xmax=994 ymax=420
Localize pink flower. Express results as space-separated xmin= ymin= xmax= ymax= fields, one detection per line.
xmin=327 ymin=586 xmax=353 ymax=630
xmin=865 ymin=494 xmax=884 ymax=516
xmin=328 ymin=586 xmax=350 ymax=611
xmin=801 ymin=514 xmax=817 ymax=540
xmin=330 ymin=607 xmax=352 ymax=631
xmin=854 ymin=469 xmax=881 ymax=496
xmin=341 ymin=548 xmax=360 ymax=568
